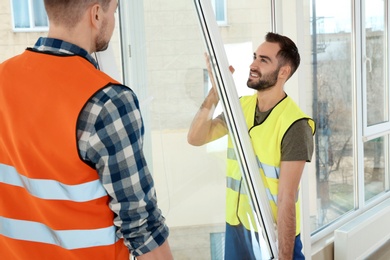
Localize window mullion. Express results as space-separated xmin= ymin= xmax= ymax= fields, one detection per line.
xmin=28 ymin=0 xmax=34 ymax=29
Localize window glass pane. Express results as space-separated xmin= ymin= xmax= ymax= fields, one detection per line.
xmin=214 ymin=0 xmax=225 ymax=22
xmin=144 ymin=2 xmax=226 ymax=258
xmin=310 ymin=0 xmax=354 ymax=233
xmin=365 ymin=0 xmax=387 ymax=126
xmin=140 ymin=0 xmax=270 ymax=258
xmin=364 ymin=137 xmax=386 ymax=201
xmin=12 ymin=0 xmax=30 ymax=28
xmin=33 ymin=0 xmax=48 ymax=27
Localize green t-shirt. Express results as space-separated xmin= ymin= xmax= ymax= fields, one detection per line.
xmin=254 ymin=106 xmax=314 ymax=162
xmin=217 ymin=104 xmax=314 ymax=162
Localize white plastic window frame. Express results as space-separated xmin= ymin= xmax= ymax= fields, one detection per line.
xmin=360 ymin=0 xmax=390 ymax=215
xmin=311 ymin=0 xmax=390 ymax=246
xmin=10 ymin=0 xmax=49 ymax=32
xmin=194 ymin=0 xmax=278 ymax=258
xmin=361 ymin=0 xmax=390 ymax=142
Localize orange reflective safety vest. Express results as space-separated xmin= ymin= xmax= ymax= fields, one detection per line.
xmin=0 ymin=49 xmax=129 ymax=259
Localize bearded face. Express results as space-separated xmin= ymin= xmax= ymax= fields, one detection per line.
xmin=247 ymin=66 xmax=280 ymax=91
xmin=94 ymin=0 xmax=117 ymax=53
xmin=95 ymin=17 xmax=110 ymax=52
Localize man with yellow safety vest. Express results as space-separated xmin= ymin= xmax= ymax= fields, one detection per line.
xmin=188 ymin=32 xmax=315 ymax=259
xmin=0 ymin=0 xmax=172 ymax=259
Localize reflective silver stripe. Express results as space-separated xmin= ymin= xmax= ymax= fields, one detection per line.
xmin=0 ymin=163 xmax=106 ymax=202
xmin=256 ymin=157 xmax=280 ymax=179
xmin=257 ymin=159 xmax=279 ymax=204
xmin=227 ymin=153 xmax=279 ymax=204
xmin=227 ymin=176 xmax=277 ymax=204
xmin=266 ymin=188 xmax=278 ymax=205
xmin=226 ymin=176 xmax=245 ymax=194
xmin=0 ymin=216 xmax=117 ymax=249
xmin=227 ymin=147 xmax=236 ymax=160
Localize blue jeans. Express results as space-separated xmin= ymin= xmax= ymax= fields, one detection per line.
xmin=224 ymin=223 xmax=305 ymax=260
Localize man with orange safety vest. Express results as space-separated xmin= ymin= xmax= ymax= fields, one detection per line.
xmin=0 ymin=0 xmax=172 ymax=259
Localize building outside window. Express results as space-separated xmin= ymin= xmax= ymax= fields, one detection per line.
xmin=11 ymin=0 xmax=48 ymax=32
xmin=212 ymin=0 xmax=227 ymax=25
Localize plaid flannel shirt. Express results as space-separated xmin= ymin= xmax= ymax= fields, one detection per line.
xmin=33 ymin=37 xmax=169 ymax=257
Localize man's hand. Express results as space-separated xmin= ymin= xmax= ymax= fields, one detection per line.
xmin=136 ymin=241 xmax=173 ymax=260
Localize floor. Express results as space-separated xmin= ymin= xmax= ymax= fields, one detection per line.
xmin=169 ymin=224 xmax=225 ymax=260
xmin=165 ymin=224 xmax=390 ymax=259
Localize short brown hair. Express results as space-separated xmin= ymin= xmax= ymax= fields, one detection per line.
xmin=265 ymin=32 xmax=300 ymax=78
xmin=44 ymin=0 xmax=111 ymax=28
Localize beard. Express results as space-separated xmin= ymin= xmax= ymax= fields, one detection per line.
xmin=95 ymin=19 xmax=110 ymax=52
xmin=247 ymin=67 xmax=280 ymax=91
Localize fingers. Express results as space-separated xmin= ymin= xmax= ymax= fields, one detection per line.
xmin=229 ymin=65 xmax=235 ymax=74
xmin=204 ymin=52 xmax=235 ymax=75
xmin=204 ymin=53 xmax=217 ymax=91
xmin=204 ymin=53 xmax=213 ymax=75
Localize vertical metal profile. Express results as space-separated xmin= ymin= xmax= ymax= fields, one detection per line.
xmin=194 ymin=0 xmax=278 ymax=259
xmin=117 ymin=0 xmax=153 ymax=173
xmin=270 ymin=0 xmax=277 ymax=32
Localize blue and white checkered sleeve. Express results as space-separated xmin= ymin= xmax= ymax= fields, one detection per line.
xmin=77 ymin=84 xmax=169 ymax=257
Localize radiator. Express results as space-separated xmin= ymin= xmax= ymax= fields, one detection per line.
xmin=334 ymin=198 xmax=390 ymax=260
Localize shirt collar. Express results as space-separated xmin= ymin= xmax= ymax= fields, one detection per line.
xmin=33 ymin=37 xmax=99 ymax=69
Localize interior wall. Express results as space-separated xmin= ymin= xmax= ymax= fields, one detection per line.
xmin=312 ymin=242 xmax=334 ymax=260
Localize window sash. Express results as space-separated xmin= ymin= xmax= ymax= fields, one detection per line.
xmin=362 ymin=0 xmax=390 ymax=140
xmin=194 ymin=0 xmax=278 ymax=258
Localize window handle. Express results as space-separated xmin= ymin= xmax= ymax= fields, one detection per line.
xmin=365 ymin=56 xmax=372 ymax=73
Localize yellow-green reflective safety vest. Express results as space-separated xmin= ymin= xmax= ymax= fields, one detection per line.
xmin=226 ymin=94 xmax=315 ymax=235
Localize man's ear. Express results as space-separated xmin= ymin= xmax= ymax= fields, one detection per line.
xmin=90 ymin=4 xmax=102 ymax=29
xmin=279 ymin=65 xmax=291 ymax=80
